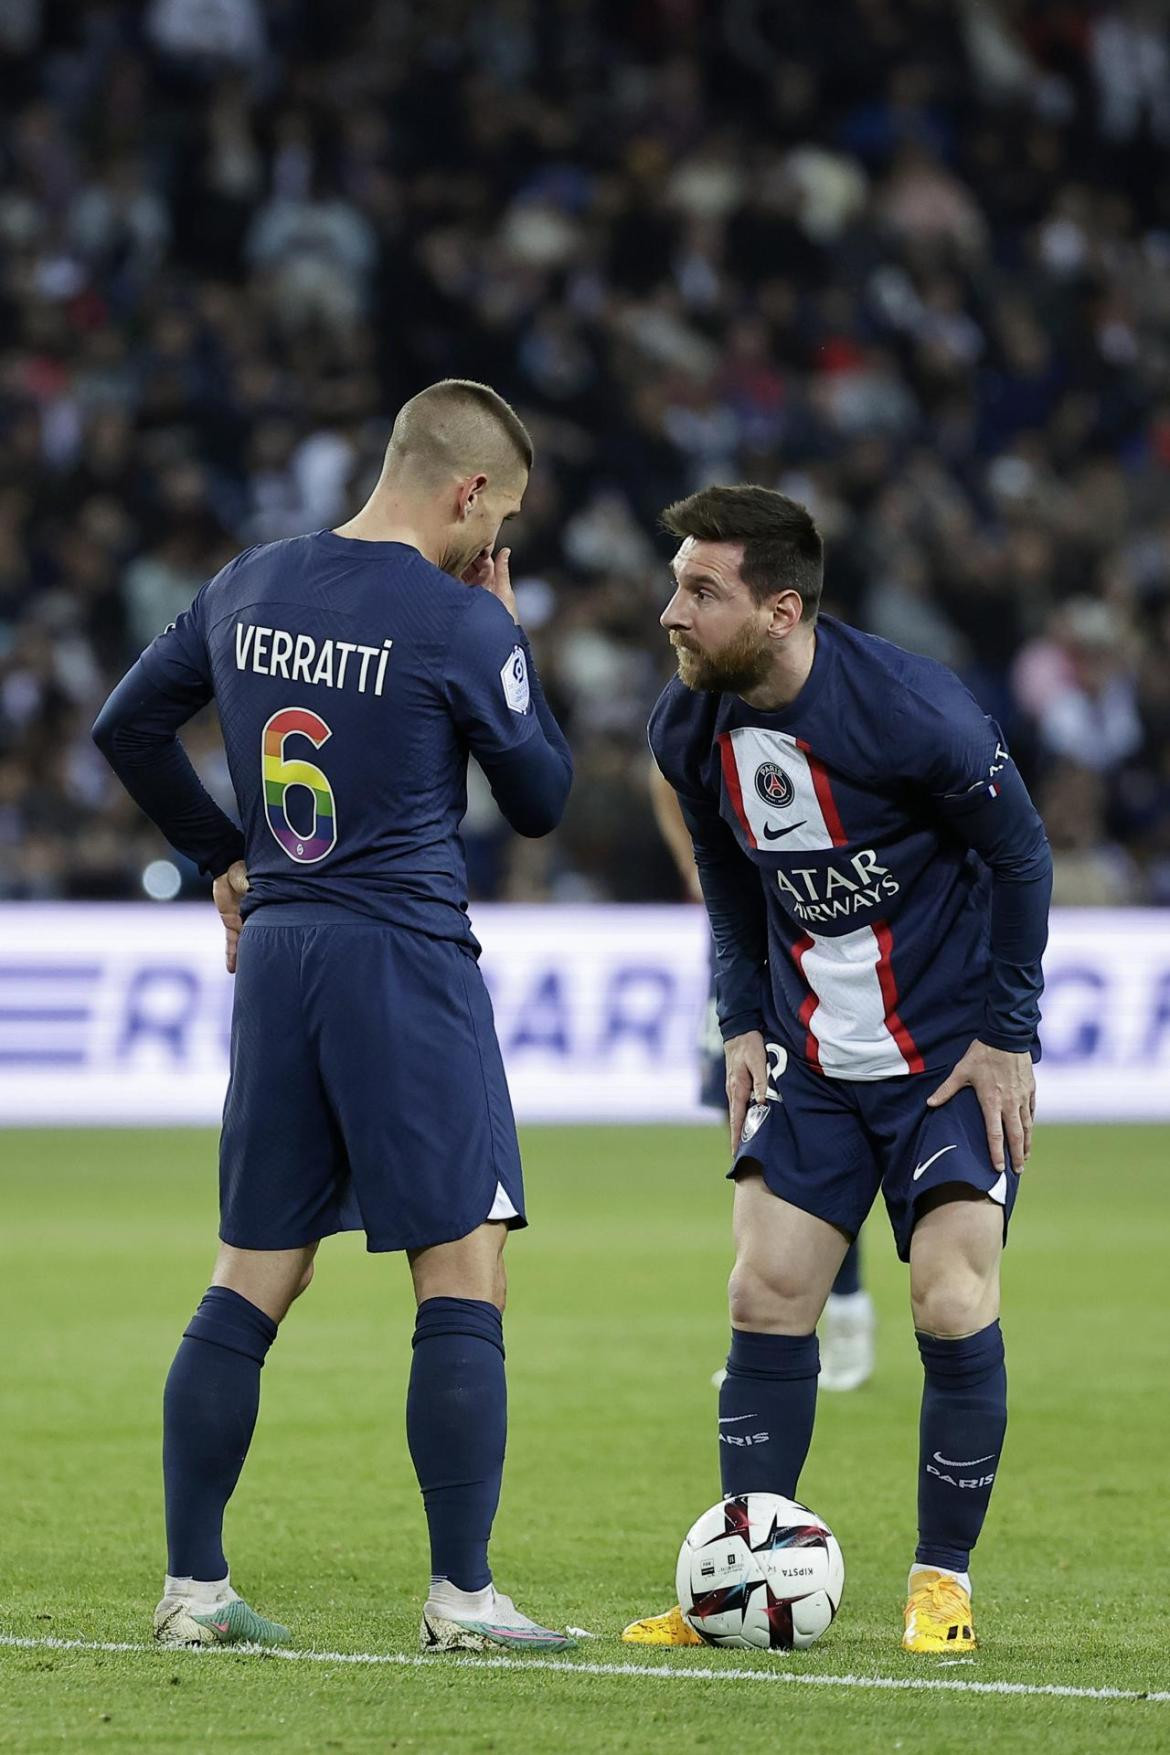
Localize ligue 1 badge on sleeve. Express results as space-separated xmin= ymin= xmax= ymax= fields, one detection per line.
xmin=501 ymin=645 xmax=530 ymax=713
xmin=741 ymin=1102 xmax=770 ymax=1144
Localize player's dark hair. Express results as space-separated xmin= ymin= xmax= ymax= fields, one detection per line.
xmin=661 ymin=485 xmax=823 ymax=619
xmin=388 ymin=378 xmax=533 ymax=478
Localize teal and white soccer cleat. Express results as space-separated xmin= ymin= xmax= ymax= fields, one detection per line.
xmin=420 ymin=1585 xmax=576 ymax=1653
xmin=154 ymin=1590 xmax=291 ymax=1648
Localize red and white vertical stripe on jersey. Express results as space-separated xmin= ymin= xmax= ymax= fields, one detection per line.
xmin=791 ymin=934 xmax=822 ymax=1071
xmin=796 ymin=737 xmax=847 ymax=846
xmin=719 ymin=725 xmax=924 ymax=1080
xmin=797 ymin=921 xmax=924 ymax=1079
xmin=872 ymin=919 xmax=925 ymax=1075
xmin=718 ymin=732 xmax=757 ymax=849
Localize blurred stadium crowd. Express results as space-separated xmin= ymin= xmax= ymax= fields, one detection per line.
xmin=2 ymin=0 xmax=1170 ymax=905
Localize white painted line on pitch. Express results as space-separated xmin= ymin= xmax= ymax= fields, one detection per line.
xmin=2 ymin=1633 xmax=1168 ymax=1705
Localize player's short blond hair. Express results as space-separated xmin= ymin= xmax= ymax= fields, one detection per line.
xmin=385 ymin=379 xmax=533 ymax=485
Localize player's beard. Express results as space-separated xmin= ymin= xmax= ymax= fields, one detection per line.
xmin=670 ymin=622 xmax=772 ymax=694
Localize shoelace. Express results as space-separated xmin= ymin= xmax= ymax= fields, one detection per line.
xmin=914 ymin=1575 xmax=969 ymax=1625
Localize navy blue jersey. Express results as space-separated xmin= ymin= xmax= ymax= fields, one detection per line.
xmin=95 ymin=532 xmax=571 ymax=943
xmin=649 ymin=616 xmax=1051 ymax=1080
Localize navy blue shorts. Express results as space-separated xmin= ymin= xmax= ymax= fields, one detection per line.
xmin=219 ymin=912 xmax=525 ymax=1253
xmin=730 ymin=1038 xmax=1016 ymax=1262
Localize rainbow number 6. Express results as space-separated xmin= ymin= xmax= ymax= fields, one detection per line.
xmin=262 ymin=707 xmax=337 ymax=863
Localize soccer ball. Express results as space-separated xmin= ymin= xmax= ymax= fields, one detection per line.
xmin=676 ymin=1493 xmax=844 ymax=1650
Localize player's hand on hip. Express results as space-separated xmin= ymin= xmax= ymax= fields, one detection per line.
xmin=213 ymin=859 xmax=249 ymax=974
xmin=462 ymin=546 xmax=518 ymax=623
xmin=725 ymin=1030 xmax=769 ymax=1156
xmin=926 ymin=1039 xmax=1035 ymax=1173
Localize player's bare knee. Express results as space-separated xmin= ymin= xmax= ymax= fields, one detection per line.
xmin=212 ymin=1241 xmax=316 ymax=1325
xmin=911 ymin=1268 xmax=996 ymax=1338
xmin=481 ymin=1255 xmax=507 ymax=1313
xmin=291 ymin=1259 xmax=315 ymax=1302
xmin=486 ymin=1222 xmax=508 ymax=1310
xmin=728 ymin=1257 xmax=819 ymax=1333
xmin=409 ymin=1220 xmax=508 ymax=1310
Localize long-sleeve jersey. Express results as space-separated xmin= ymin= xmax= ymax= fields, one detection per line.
xmin=94 ymin=531 xmax=572 ymax=945
xmin=648 ymin=615 xmax=1051 ymax=1080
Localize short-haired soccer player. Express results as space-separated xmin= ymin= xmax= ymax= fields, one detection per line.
xmin=94 ymin=380 xmax=575 ymax=1653
xmin=624 ymin=485 xmax=1051 ymax=1653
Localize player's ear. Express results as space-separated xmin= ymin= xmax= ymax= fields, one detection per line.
xmin=769 ymin=588 xmax=803 ymax=637
xmin=457 ymin=473 xmax=489 ymax=519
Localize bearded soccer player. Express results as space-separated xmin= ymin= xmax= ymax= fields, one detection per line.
xmin=93 ymin=380 xmax=575 ymax=1653
xmin=625 ymin=485 xmax=1050 ymax=1653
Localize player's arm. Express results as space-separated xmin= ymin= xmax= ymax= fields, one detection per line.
xmin=908 ymin=686 xmax=1053 ymax=1170
xmin=648 ymin=686 xmax=771 ymax=1142
xmin=93 ymin=600 xmax=248 ymax=958
xmin=675 ymin=782 xmax=772 ymax=1146
xmin=444 ymin=582 xmax=572 ymax=837
xmin=649 ymin=762 xmax=703 ymax=902
xmin=935 ymin=761 xmax=1052 ymax=1055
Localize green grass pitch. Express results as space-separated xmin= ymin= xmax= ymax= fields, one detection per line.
xmin=1 ymin=1123 xmax=1168 ymax=1753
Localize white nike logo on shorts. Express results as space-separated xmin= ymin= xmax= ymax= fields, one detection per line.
xmin=933 ymin=1451 xmax=995 ymax=1468
xmin=718 ymin=1415 xmax=755 ymax=1425
xmin=913 ymin=1144 xmax=958 ymax=1181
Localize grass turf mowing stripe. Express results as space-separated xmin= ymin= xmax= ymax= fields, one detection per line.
xmin=2 ymin=1635 xmax=1167 ymax=1705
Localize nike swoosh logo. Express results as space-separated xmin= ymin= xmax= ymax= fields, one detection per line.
xmin=762 ymin=821 xmax=807 ymax=841
xmin=933 ymin=1451 xmax=995 ymax=1468
xmin=718 ymin=1415 xmax=756 ymax=1425
xmin=913 ymin=1144 xmax=958 ymax=1181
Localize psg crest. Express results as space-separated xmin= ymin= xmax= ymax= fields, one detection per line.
xmin=754 ymin=762 xmax=794 ymax=810
xmin=741 ymin=1103 xmax=770 ymax=1144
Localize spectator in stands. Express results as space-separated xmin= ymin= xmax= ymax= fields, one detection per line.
xmin=0 ymin=0 xmax=1167 ymax=903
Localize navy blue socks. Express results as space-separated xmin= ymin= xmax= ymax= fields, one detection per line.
xmin=916 ymin=1320 xmax=1007 ymax=1574
xmin=163 ymin=1286 xmax=277 ymax=1580
xmin=718 ymin=1329 xmax=820 ymax=1498
xmin=406 ymin=1297 xmax=506 ymax=1593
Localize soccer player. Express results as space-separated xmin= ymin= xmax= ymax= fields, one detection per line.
xmin=93 ymin=379 xmax=575 ymax=1653
xmin=625 ymin=485 xmax=1050 ymax=1653
xmin=650 ymin=765 xmax=877 ymax=1392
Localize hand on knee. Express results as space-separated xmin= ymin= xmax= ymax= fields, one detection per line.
xmin=728 ymin=1259 xmax=821 ymax=1334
